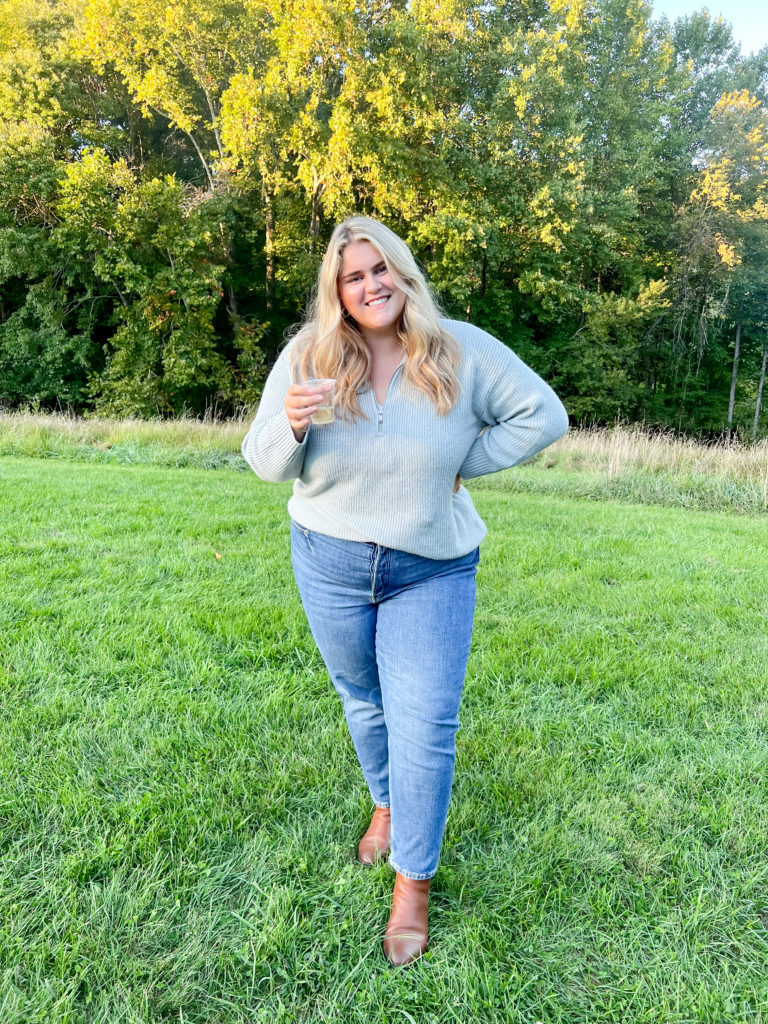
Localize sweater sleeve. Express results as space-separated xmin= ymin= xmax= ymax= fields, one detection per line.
xmin=458 ymin=330 xmax=569 ymax=481
xmin=241 ymin=344 xmax=310 ymax=483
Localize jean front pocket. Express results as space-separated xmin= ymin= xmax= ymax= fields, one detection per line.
xmin=291 ymin=519 xmax=312 ymax=538
xmin=290 ymin=518 xmax=314 ymax=554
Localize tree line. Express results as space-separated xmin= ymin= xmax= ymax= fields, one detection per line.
xmin=1 ymin=0 xmax=767 ymax=436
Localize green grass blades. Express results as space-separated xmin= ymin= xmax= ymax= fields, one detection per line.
xmin=0 ymin=457 xmax=767 ymax=1023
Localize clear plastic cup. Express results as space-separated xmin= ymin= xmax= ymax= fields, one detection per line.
xmin=302 ymin=378 xmax=336 ymax=425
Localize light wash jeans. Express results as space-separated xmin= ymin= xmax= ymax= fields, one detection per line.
xmin=290 ymin=519 xmax=479 ymax=880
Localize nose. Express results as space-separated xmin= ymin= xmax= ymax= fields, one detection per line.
xmin=366 ymin=276 xmax=390 ymax=299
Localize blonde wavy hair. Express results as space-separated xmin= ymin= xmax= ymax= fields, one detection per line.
xmin=289 ymin=216 xmax=461 ymax=419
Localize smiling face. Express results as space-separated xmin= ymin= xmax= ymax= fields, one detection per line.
xmin=338 ymin=240 xmax=407 ymax=346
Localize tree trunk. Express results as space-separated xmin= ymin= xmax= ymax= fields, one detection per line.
xmin=754 ymin=344 xmax=768 ymax=442
xmin=263 ymin=185 xmax=275 ymax=311
xmin=114 ymin=282 xmax=129 ymax=308
xmin=227 ymin=284 xmax=239 ymax=321
xmin=309 ymin=175 xmax=324 ymax=255
xmin=726 ymin=296 xmax=742 ymax=440
xmin=181 ymin=127 xmax=214 ymax=191
xmin=148 ymin=101 xmax=214 ymax=189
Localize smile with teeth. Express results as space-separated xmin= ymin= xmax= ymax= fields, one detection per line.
xmin=366 ymin=295 xmax=390 ymax=307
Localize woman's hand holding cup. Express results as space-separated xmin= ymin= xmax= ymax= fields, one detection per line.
xmin=285 ymin=384 xmax=324 ymax=441
xmin=285 ymin=379 xmax=336 ymax=441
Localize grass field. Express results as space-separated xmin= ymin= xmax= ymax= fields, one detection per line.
xmin=2 ymin=412 xmax=767 ymax=515
xmin=1 ymin=442 xmax=767 ymax=1022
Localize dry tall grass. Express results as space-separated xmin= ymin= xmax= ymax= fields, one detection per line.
xmin=1 ymin=412 xmax=767 ymax=509
xmin=0 ymin=409 xmax=249 ymax=451
xmin=548 ymin=424 xmax=768 ymax=495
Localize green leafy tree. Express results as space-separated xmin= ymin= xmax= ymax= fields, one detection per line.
xmin=663 ymin=89 xmax=768 ymax=432
xmin=55 ymin=149 xmax=230 ymax=414
xmin=0 ymin=120 xmax=96 ymax=406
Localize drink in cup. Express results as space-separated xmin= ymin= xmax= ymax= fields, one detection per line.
xmin=303 ymin=378 xmax=336 ymax=425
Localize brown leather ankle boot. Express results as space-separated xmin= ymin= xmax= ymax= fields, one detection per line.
xmin=382 ymin=872 xmax=430 ymax=966
xmin=356 ymin=806 xmax=391 ymax=865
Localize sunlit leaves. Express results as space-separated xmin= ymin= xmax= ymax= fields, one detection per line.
xmin=0 ymin=0 xmax=766 ymax=432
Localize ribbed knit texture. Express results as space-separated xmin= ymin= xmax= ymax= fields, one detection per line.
xmin=241 ymin=318 xmax=569 ymax=559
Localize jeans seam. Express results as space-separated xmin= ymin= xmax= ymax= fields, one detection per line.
xmin=370 ymin=545 xmax=383 ymax=603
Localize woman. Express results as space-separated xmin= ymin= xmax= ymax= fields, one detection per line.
xmin=241 ymin=216 xmax=568 ymax=967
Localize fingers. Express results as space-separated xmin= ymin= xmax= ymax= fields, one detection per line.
xmin=285 ymin=385 xmax=324 ymax=431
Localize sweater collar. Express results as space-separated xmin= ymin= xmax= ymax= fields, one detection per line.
xmin=357 ymin=355 xmax=406 ymax=393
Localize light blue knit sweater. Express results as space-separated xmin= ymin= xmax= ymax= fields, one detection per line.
xmin=241 ymin=318 xmax=569 ymax=559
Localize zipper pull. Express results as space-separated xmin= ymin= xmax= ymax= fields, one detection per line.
xmin=377 ymin=408 xmax=383 ymax=435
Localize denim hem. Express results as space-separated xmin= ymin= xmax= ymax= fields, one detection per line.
xmin=373 ymin=802 xmax=390 ymax=809
xmin=388 ymin=857 xmax=436 ymax=881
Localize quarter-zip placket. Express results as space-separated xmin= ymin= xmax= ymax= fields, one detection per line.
xmin=374 ymin=362 xmax=404 ymax=437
